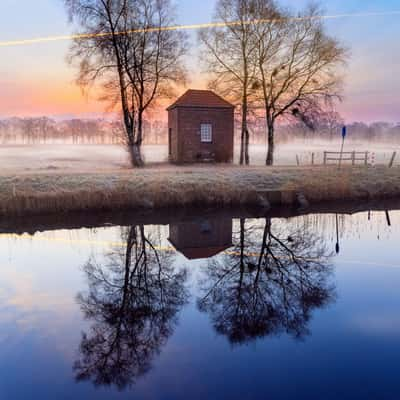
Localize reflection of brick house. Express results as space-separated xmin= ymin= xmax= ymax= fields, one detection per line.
xmin=167 ymin=89 xmax=234 ymax=163
xmin=168 ymin=218 xmax=233 ymax=260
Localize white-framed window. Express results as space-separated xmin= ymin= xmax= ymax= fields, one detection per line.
xmin=200 ymin=123 xmax=212 ymax=143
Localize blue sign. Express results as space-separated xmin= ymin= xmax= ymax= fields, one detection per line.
xmin=342 ymin=126 xmax=347 ymax=138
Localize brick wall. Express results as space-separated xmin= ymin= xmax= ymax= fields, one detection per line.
xmin=168 ymin=108 xmax=179 ymax=162
xmin=168 ymin=106 xmax=234 ymax=163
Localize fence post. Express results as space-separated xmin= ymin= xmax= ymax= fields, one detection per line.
xmin=323 ymin=152 xmax=327 ymax=165
xmin=364 ymin=152 xmax=369 ymax=166
xmin=311 ymin=152 xmax=314 ymax=166
xmin=389 ymin=151 xmax=397 ymax=168
xmin=352 ymin=151 xmax=355 ymax=166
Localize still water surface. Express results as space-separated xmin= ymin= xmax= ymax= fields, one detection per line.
xmin=0 ymin=210 xmax=399 ymax=399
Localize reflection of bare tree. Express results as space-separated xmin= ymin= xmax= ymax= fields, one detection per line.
xmin=74 ymin=225 xmax=187 ymax=389
xmin=198 ymin=218 xmax=334 ymax=344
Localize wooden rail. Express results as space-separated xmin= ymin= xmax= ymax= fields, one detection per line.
xmin=323 ymin=151 xmax=369 ymax=166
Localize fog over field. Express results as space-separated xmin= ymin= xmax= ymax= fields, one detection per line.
xmin=1 ymin=117 xmax=399 ymax=171
xmin=1 ymin=139 xmax=398 ymax=173
xmin=1 ymin=119 xmax=399 ymax=169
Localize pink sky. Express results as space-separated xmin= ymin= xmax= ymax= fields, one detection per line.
xmin=0 ymin=1 xmax=399 ymax=123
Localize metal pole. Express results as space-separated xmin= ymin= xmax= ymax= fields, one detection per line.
xmin=386 ymin=210 xmax=391 ymax=227
xmin=339 ymin=126 xmax=347 ymax=169
xmin=335 ymin=213 xmax=340 ymax=254
xmin=338 ymin=136 xmax=345 ymax=169
xmin=389 ymin=151 xmax=397 ymax=168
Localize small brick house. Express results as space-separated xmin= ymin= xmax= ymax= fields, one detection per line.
xmin=167 ymin=89 xmax=234 ymax=163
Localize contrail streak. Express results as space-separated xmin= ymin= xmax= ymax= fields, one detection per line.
xmin=0 ymin=10 xmax=399 ymax=47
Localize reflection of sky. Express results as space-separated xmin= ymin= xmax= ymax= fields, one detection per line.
xmin=0 ymin=211 xmax=399 ymax=398
xmin=0 ymin=1 xmax=399 ymax=121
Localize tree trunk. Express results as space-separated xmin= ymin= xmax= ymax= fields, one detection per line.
xmin=240 ymin=119 xmax=245 ymax=165
xmin=128 ymin=143 xmax=144 ymax=167
xmin=240 ymin=98 xmax=250 ymax=165
xmin=239 ymin=218 xmax=245 ymax=268
xmin=244 ymin=128 xmax=249 ymax=165
xmin=125 ymin=110 xmax=145 ymax=167
xmin=239 ymin=135 xmax=243 ymax=165
xmin=266 ymin=123 xmax=274 ymax=166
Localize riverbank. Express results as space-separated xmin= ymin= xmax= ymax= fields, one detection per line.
xmin=1 ymin=165 xmax=399 ymax=218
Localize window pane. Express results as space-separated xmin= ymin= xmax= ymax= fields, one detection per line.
xmin=201 ymin=124 xmax=212 ymax=142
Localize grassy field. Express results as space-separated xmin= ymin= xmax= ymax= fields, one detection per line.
xmin=1 ymin=164 xmax=400 ymax=217
xmin=1 ymin=141 xmax=398 ymax=172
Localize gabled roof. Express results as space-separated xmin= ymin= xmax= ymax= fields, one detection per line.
xmin=168 ymin=238 xmax=232 ymax=260
xmin=167 ymin=89 xmax=234 ymax=110
xmin=175 ymin=245 xmax=231 ymax=260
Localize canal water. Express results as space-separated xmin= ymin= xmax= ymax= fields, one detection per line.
xmin=0 ymin=210 xmax=399 ymax=399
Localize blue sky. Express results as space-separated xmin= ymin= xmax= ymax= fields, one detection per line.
xmin=0 ymin=0 xmax=399 ymax=122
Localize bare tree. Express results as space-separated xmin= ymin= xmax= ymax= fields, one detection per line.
xmin=318 ymin=109 xmax=344 ymax=140
xmin=199 ymin=0 xmax=259 ymax=165
xmin=198 ymin=218 xmax=334 ymax=344
xmin=74 ymin=225 xmax=187 ymax=389
xmin=65 ymin=0 xmax=187 ymax=166
xmin=252 ymin=2 xmax=347 ymax=165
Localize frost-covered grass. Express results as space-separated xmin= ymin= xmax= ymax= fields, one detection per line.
xmin=1 ymin=164 xmax=400 ymax=217
xmin=1 ymin=141 xmax=398 ymax=172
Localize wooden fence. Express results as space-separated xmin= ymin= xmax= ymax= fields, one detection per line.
xmin=323 ymin=151 xmax=369 ymax=166
xmin=295 ymin=151 xmax=397 ymax=167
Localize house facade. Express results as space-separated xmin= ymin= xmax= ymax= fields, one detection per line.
xmin=168 ymin=217 xmax=233 ymax=260
xmin=167 ymin=89 xmax=234 ymax=163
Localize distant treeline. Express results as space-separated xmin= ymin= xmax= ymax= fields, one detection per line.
xmin=0 ymin=117 xmax=167 ymax=145
xmin=0 ymin=117 xmax=399 ymax=145
xmin=249 ymin=121 xmax=400 ymax=144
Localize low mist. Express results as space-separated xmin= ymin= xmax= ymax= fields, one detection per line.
xmin=0 ymin=117 xmax=398 ymax=171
